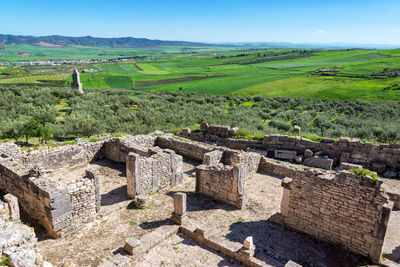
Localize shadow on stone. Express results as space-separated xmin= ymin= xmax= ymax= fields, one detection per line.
xmin=139 ymin=218 xmax=171 ymax=230
xmin=385 ymin=245 xmax=400 ymax=263
xmin=100 ymin=185 xmax=129 ymax=206
xmin=224 ymin=217 xmax=371 ymax=267
xmin=166 ymin=191 xmax=236 ymax=212
xmin=90 ymin=159 xmax=126 ymax=178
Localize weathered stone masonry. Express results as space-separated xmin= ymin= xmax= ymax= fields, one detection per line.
xmin=181 ymin=127 xmax=400 ymax=175
xmin=195 ymin=149 xmax=262 ymax=209
xmin=0 ymin=134 xmax=184 ymax=237
xmin=281 ymin=170 xmax=392 ymax=263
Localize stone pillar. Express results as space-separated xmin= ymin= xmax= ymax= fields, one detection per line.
xmin=86 ymin=169 xmax=101 ymax=213
xmin=281 ymin=177 xmax=292 ymax=219
xmin=71 ymin=68 xmax=83 ymax=93
xmin=233 ymin=164 xmax=247 ymax=209
xmin=163 ymin=149 xmax=176 ymax=185
xmin=3 ymin=194 xmax=19 ymax=221
xmin=127 ymin=153 xmax=140 ymax=198
xmin=171 ymin=192 xmax=187 ymax=225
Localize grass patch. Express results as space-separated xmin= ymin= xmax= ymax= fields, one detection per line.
xmin=349 ymin=168 xmax=379 ymax=187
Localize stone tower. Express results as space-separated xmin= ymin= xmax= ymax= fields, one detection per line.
xmin=71 ymin=68 xmax=83 ymax=93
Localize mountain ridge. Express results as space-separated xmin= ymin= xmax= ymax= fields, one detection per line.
xmin=0 ymin=34 xmax=209 ymax=48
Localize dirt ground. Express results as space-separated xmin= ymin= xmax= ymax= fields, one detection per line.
xmin=36 ymin=159 xmax=399 ymax=266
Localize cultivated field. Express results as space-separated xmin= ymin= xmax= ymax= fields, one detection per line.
xmin=1 ymin=46 xmax=400 ymax=102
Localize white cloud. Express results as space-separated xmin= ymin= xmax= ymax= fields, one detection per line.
xmin=317 ymin=30 xmax=325 ymax=33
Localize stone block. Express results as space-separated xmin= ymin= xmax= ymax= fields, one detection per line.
xmin=383 ymin=170 xmax=398 ymax=178
xmin=304 ymin=149 xmax=313 ymax=158
xmin=340 ymin=152 xmax=350 ymax=163
xmin=243 ymin=236 xmax=254 ymax=250
xmin=173 ymin=192 xmax=186 ymax=215
xmin=170 ymin=213 xmax=187 ymax=225
xmin=274 ymin=149 xmax=297 ymax=160
xmin=371 ymin=161 xmax=386 ymax=174
xmin=340 ymin=162 xmax=363 ymax=170
xmin=285 ymin=260 xmax=302 ymax=267
xmin=124 ymin=237 xmax=142 ymax=255
xmin=182 ymin=128 xmax=191 ymax=136
xmin=304 ymin=157 xmax=333 ymax=170
xmin=200 ymin=122 xmax=209 ymax=132
xmin=3 ymin=194 xmax=20 ymax=221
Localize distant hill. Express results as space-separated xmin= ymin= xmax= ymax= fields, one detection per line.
xmin=0 ymin=34 xmax=209 ymax=48
xmin=215 ymin=42 xmax=400 ymax=50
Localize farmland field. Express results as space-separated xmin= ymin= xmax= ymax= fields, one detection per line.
xmin=1 ymin=46 xmax=400 ymax=102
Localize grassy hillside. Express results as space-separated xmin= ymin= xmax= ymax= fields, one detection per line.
xmin=1 ymin=47 xmax=400 ymax=101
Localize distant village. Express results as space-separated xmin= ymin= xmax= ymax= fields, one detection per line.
xmin=0 ymin=56 xmax=149 ymax=67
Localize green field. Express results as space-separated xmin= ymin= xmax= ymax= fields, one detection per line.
xmin=1 ymin=45 xmax=400 ymax=102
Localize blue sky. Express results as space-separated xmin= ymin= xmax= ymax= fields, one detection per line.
xmin=2 ymin=0 xmax=400 ymax=44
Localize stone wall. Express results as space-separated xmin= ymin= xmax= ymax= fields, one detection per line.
xmin=281 ymin=170 xmax=392 ymax=263
xmin=126 ymin=146 xmax=183 ymax=197
xmin=104 ymin=135 xmax=157 ymax=163
xmin=200 ymin=122 xmax=238 ymax=137
xmin=156 ymin=134 xmax=214 ymax=161
xmin=22 ymin=141 xmax=104 ymax=171
xmin=195 ymin=149 xmax=261 ymax=209
xmin=258 ymin=157 xmax=303 ymax=178
xmin=196 ymin=164 xmax=246 ymax=209
xmin=0 ymin=157 xmax=98 ymax=237
xmin=180 ymin=130 xmax=400 ymax=175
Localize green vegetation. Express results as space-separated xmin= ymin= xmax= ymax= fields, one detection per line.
xmin=0 ymin=255 xmax=9 ymax=266
xmin=350 ymin=168 xmax=379 ymax=186
xmin=237 ymin=217 xmax=245 ymax=223
xmin=0 ymin=85 xmax=400 ymax=144
xmin=1 ymin=47 xmax=400 ymax=102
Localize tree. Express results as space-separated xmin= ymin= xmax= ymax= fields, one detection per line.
xmin=23 ymin=119 xmax=41 ymax=142
xmin=0 ymin=119 xmax=25 ymax=141
xmin=38 ymin=126 xmax=52 ymax=144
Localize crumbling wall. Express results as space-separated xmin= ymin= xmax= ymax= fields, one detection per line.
xmin=22 ymin=141 xmax=104 ymax=171
xmin=281 ymin=170 xmax=392 ymax=263
xmin=180 ymin=129 xmax=400 ymax=174
xmin=156 ymin=135 xmax=214 ymax=161
xmin=0 ymin=158 xmax=97 ymax=237
xmin=259 ymin=156 xmax=302 ymax=177
xmin=196 ymin=164 xmax=246 ymax=209
xmin=0 ymin=161 xmax=55 ymax=235
xmin=199 ymin=122 xmax=238 ymax=137
xmin=104 ymin=135 xmax=156 ymax=163
xmin=126 ymin=148 xmax=183 ymax=197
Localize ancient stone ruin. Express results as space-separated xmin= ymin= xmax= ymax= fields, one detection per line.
xmin=0 ymin=134 xmax=183 ymax=238
xmin=71 ymin=68 xmax=83 ymax=93
xmin=1 ymin=125 xmax=400 ymax=266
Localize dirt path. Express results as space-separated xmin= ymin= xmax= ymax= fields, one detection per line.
xmin=132 ymin=62 xmax=143 ymax=71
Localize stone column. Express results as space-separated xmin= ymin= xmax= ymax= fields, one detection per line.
xmin=127 ymin=153 xmax=140 ymax=198
xmin=171 ymin=192 xmax=187 ymax=225
xmin=233 ymin=164 xmax=247 ymax=209
xmin=281 ymin=177 xmax=292 ymax=220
